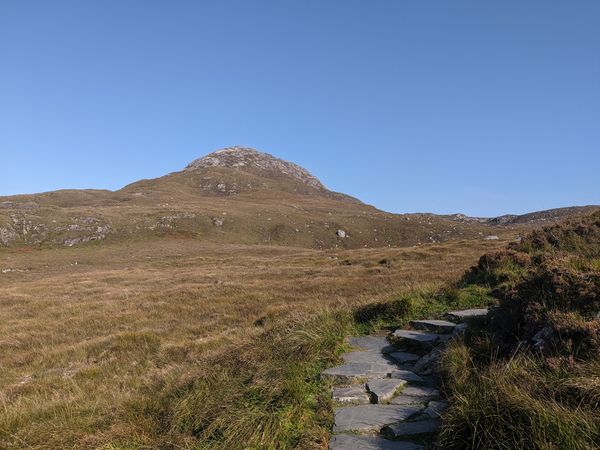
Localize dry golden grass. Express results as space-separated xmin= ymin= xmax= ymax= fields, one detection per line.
xmin=0 ymin=236 xmax=506 ymax=449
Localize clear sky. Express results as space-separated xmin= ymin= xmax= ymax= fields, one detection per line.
xmin=1 ymin=1 xmax=599 ymax=216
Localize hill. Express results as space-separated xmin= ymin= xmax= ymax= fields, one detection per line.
xmin=0 ymin=147 xmax=493 ymax=249
xmin=485 ymin=205 xmax=600 ymax=226
xmin=0 ymin=147 xmax=596 ymax=250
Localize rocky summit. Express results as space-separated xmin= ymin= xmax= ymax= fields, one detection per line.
xmin=185 ymin=146 xmax=326 ymax=190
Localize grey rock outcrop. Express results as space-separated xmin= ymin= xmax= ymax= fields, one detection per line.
xmin=185 ymin=147 xmax=326 ymax=190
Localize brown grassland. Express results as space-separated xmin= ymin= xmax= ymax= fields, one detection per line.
xmin=0 ymin=236 xmax=507 ymax=449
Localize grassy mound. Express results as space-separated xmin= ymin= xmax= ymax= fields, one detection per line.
xmin=440 ymin=212 xmax=600 ymax=449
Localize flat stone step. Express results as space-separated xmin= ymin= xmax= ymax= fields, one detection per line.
xmin=333 ymin=386 xmax=371 ymax=404
xmin=342 ymin=351 xmax=397 ymax=367
xmin=322 ymin=363 xmax=393 ymax=383
xmin=382 ymin=418 xmax=441 ymax=438
xmin=423 ymin=400 xmax=449 ymax=418
xmin=390 ymin=370 xmax=425 ymax=383
xmin=446 ymin=308 xmax=488 ymax=323
xmin=409 ymin=319 xmax=456 ymax=334
xmin=348 ymin=336 xmax=396 ymax=353
xmin=437 ymin=334 xmax=454 ymax=345
xmin=392 ymin=330 xmax=440 ymax=347
xmin=389 ymin=394 xmax=429 ymax=406
xmin=329 ymin=434 xmax=424 ymax=450
xmin=389 ymin=351 xmax=420 ymax=364
xmin=333 ymin=404 xmax=423 ymax=433
xmin=366 ymin=378 xmax=406 ymax=403
xmin=401 ymin=385 xmax=440 ymax=398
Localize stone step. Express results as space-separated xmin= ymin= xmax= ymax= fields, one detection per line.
xmin=392 ymin=330 xmax=440 ymax=349
xmin=422 ymin=400 xmax=449 ymax=418
xmin=342 ymin=351 xmax=397 ymax=367
xmin=389 ymin=394 xmax=430 ymax=406
xmin=401 ymin=385 xmax=440 ymax=398
xmin=388 ymin=351 xmax=420 ymax=364
xmin=412 ymin=348 xmax=442 ymax=376
xmin=333 ymin=404 xmax=423 ymax=433
xmin=390 ymin=369 xmax=425 ymax=383
xmin=322 ymin=363 xmax=393 ymax=383
xmin=366 ymin=378 xmax=406 ymax=403
xmin=329 ymin=434 xmax=424 ymax=450
xmin=452 ymin=322 xmax=468 ymax=336
xmin=333 ymin=386 xmax=371 ymax=404
xmin=446 ymin=308 xmax=488 ymax=323
xmin=328 ymin=327 xmax=446 ymax=448
xmin=348 ymin=336 xmax=396 ymax=353
xmin=409 ymin=319 xmax=456 ymax=334
xmin=382 ymin=418 xmax=441 ymax=439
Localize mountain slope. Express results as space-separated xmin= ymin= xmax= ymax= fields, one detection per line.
xmin=0 ymin=147 xmax=594 ymax=249
xmin=486 ymin=205 xmax=600 ymax=226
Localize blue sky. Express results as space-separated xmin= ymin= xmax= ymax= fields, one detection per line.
xmin=1 ymin=1 xmax=598 ymax=216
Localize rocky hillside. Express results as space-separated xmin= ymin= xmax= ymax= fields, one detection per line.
xmin=0 ymin=147 xmax=593 ymax=250
xmin=185 ymin=146 xmax=326 ymax=190
xmin=485 ymin=205 xmax=600 ymax=226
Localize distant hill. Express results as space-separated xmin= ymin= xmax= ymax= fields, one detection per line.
xmin=485 ymin=205 xmax=600 ymax=226
xmin=0 ymin=147 xmax=596 ymax=249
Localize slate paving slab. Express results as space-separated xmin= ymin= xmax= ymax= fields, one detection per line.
xmin=389 ymin=351 xmax=420 ymax=364
xmin=342 ymin=351 xmax=397 ymax=367
xmin=389 ymin=394 xmax=429 ymax=406
xmin=437 ymin=334 xmax=454 ymax=345
xmin=333 ymin=404 xmax=422 ymax=432
xmin=323 ymin=363 xmax=393 ymax=382
xmin=348 ymin=336 xmax=396 ymax=353
xmin=323 ymin=363 xmax=372 ymax=381
xmin=409 ymin=319 xmax=456 ymax=334
xmin=401 ymin=385 xmax=440 ymax=398
xmin=423 ymin=400 xmax=449 ymax=418
xmin=325 ymin=311 xmax=464 ymax=449
xmin=390 ymin=369 xmax=425 ymax=383
xmin=392 ymin=330 xmax=440 ymax=347
xmin=329 ymin=434 xmax=424 ymax=450
xmin=446 ymin=308 xmax=488 ymax=322
xmin=382 ymin=418 xmax=441 ymax=438
xmin=333 ymin=385 xmax=371 ymax=404
xmin=366 ymin=378 xmax=406 ymax=403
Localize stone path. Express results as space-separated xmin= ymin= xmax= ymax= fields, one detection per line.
xmin=324 ymin=308 xmax=488 ymax=449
